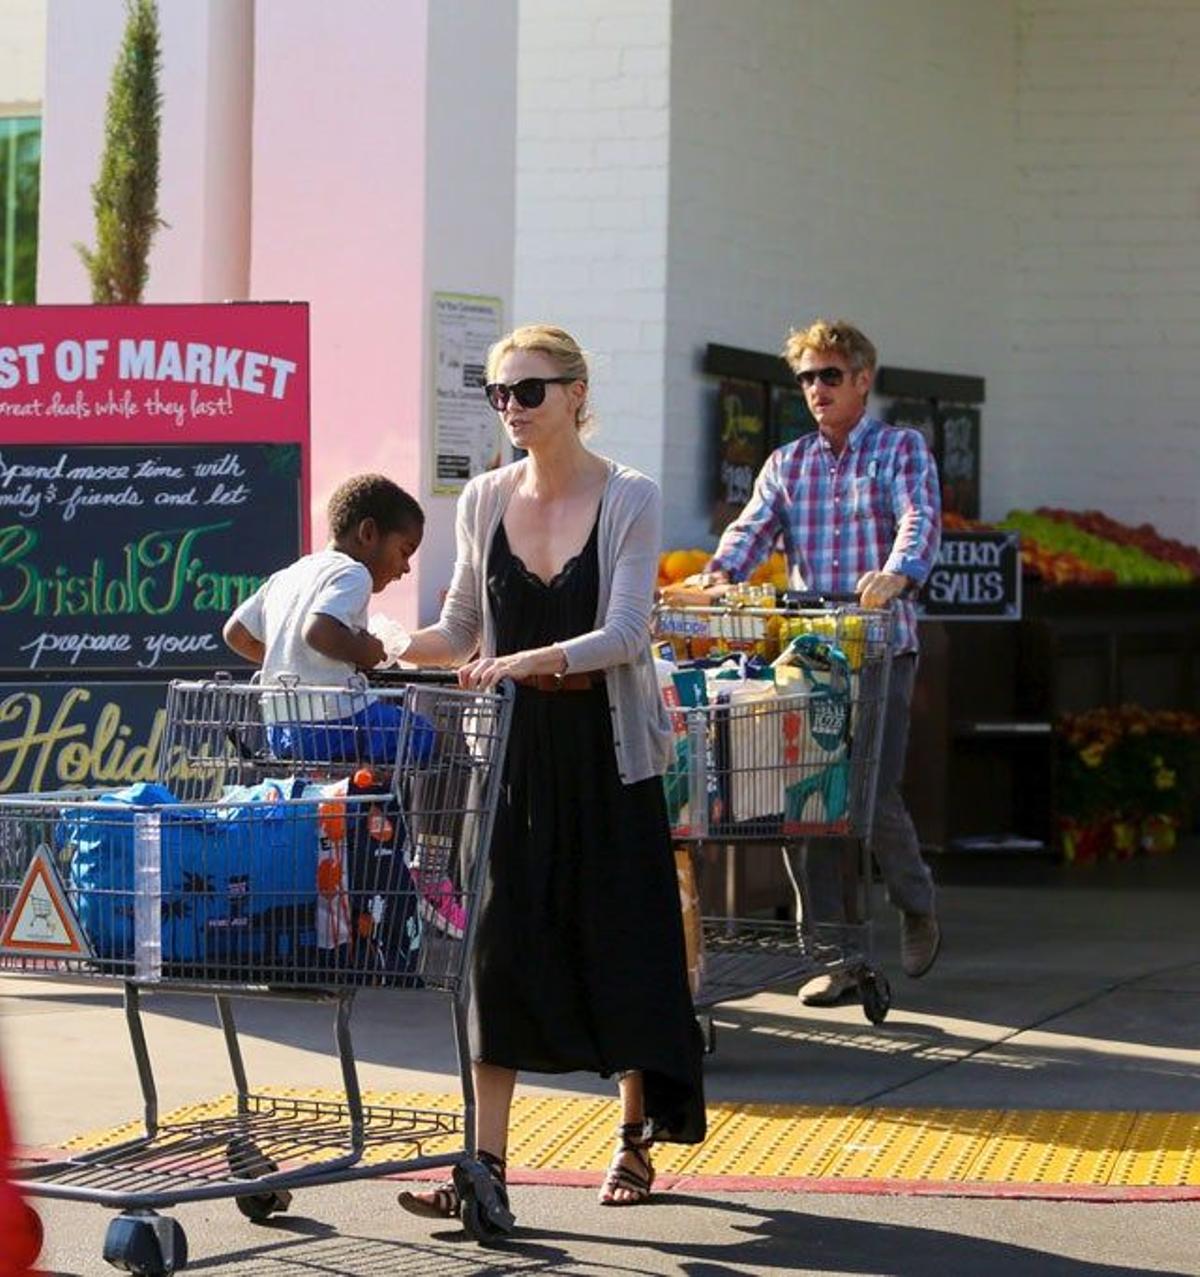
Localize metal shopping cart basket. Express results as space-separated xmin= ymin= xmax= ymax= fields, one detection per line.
xmin=0 ymin=671 xmax=513 ymax=1272
xmin=654 ymin=593 xmax=894 ymax=1035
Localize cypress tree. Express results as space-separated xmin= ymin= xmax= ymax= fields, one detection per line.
xmin=76 ymin=0 xmax=164 ymax=303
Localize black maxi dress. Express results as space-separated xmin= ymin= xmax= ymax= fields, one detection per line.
xmin=471 ymin=512 xmax=706 ymax=1144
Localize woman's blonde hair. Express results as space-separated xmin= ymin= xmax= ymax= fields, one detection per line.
xmin=783 ymin=319 xmax=877 ymax=375
xmin=486 ymin=323 xmax=592 ymax=431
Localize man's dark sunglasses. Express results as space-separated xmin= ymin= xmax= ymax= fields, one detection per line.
xmin=484 ymin=377 xmax=577 ymax=411
xmin=795 ymin=366 xmax=846 ymax=389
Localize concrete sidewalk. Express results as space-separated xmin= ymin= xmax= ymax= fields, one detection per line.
xmin=4 ymin=845 xmax=1199 ymax=1273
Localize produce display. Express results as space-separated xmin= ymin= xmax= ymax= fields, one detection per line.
xmin=1000 ymin=511 xmax=1191 ymax=586
xmin=942 ymin=510 xmax=1199 ymax=587
xmin=1035 ymin=507 xmax=1200 ymax=581
xmin=658 ymin=548 xmax=790 ymax=592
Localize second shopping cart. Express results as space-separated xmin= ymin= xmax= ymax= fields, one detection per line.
xmin=654 ymin=595 xmax=895 ymax=1032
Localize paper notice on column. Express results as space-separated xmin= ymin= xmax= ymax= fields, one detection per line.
xmin=431 ymin=292 xmax=505 ymax=496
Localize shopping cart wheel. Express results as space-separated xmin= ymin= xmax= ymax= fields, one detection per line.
xmin=102 ymin=1210 xmax=188 ymax=1275
xmin=235 ymin=1188 xmax=293 ymax=1223
xmin=454 ymin=1158 xmax=516 ymax=1246
xmin=857 ymin=970 xmax=891 ymax=1025
xmin=226 ymin=1136 xmax=292 ymax=1223
xmin=698 ymin=1014 xmax=717 ymax=1055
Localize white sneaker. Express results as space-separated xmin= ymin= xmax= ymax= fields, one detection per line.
xmin=799 ymin=970 xmax=859 ymax=1006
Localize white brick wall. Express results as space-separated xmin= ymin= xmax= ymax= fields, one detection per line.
xmin=663 ymin=0 xmax=1018 ymax=548
xmin=513 ymin=0 xmax=671 ymax=480
xmin=512 ymin=0 xmax=1200 ymax=546
xmin=1008 ymin=0 xmax=1200 ymax=541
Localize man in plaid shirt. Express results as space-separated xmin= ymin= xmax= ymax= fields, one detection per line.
xmin=701 ymin=319 xmax=942 ymax=1005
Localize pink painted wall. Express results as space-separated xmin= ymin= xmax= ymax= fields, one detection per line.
xmin=250 ymin=0 xmax=429 ymax=625
xmin=37 ymin=0 xmax=251 ymax=305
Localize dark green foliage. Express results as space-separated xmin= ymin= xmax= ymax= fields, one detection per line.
xmin=0 ymin=118 xmax=41 ymax=302
xmin=76 ymin=0 xmax=164 ymax=302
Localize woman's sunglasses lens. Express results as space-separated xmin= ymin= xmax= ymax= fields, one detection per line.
xmin=511 ymin=380 xmax=547 ymax=408
xmin=484 ymin=380 xmax=549 ymax=410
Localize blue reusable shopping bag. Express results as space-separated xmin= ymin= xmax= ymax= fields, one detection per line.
xmin=63 ymin=780 xmax=319 ymax=965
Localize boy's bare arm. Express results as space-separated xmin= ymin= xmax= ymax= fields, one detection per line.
xmin=304 ymin=612 xmax=386 ymax=670
xmin=223 ymin=617 xmax=266 ymax=665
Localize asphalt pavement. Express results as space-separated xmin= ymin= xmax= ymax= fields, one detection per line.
xmin=4 ymin=844 xmax=1199 ymax=1275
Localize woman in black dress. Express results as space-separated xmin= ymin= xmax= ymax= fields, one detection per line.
xmin=399 ymin=324 xmax=704 ymax=1231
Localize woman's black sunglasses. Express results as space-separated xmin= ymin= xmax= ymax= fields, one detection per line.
xmin=795 ymin=366 xmax=846 ymax=388
xmin=484 ymin=377 xmax=578 ymax=411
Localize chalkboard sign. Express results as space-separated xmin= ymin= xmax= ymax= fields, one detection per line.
xmin=936 ymin=404 xmax=981 ymax=519
xmin=0 ymin=442 xmax=302 ymax=672
xmin=769 ymin=384 xmax=816 ymax=449
xmin=0 ymin=679 xmax=168 ymax=795
xmin=883 ymin=398 xmax=937 ymax=452
xmin=711 ymin=379 xmax=767 ymax=534
xmin=919 ymin=530 xmax=1021 ymax=621
xmin=882 ymin=398 xmax=981 ymax=520
xmin=0 ymin=678 xmax=227 ymax=796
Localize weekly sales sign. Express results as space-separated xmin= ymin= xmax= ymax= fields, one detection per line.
xmin=0 ymin=304 xmax=310 ymax=673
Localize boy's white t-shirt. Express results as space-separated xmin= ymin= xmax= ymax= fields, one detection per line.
xmin=230 ymin=549 xmax=372 ymax=717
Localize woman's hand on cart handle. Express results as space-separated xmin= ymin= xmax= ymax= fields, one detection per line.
xmin=855 ymin=570 xmax=911 ymax=610
xmin=457 ymin=644 xmax=568 ymax=690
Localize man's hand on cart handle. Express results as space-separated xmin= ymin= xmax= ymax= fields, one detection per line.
xmin=855 ymin=570 xmax=910 ymax=610
xmin=680 ymin=567 xmax=730 ymax=593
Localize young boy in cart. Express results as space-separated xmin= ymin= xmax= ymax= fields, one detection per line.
xmin=222 ymin=472 xmax=426 ymax=764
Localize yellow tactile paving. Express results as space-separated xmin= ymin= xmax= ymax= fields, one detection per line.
xmin=60 ymin=1091 xmax=1200 ymax=1189
xmin=671 ymin=1104 xmax=863 ymax=1178
xmin=963 ymin=1108 xmax=1136 ymax=1186
xmin=1109 ymin=1112 xmax=1200 ymax=1188
xmin=815 ymin=1107 xmax=1002 ymax=1182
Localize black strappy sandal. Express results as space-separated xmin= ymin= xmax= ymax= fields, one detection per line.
xmin=599 ymin=1121 xmax=655 ymax=1206
xmin=398 ymin=1150 xmax=514 ymax=1238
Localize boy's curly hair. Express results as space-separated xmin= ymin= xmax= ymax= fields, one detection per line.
xmin=327 ymin=474 xmax=424 ymax=540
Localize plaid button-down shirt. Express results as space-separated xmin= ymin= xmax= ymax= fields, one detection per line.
xmin=711 ymin=415 xmax=941 ymax=653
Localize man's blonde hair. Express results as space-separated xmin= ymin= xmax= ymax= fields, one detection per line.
xmin=486 ymin=323 xmax=592 ymax=430
xmin=783 ymin=320 xmax=877 ymax=375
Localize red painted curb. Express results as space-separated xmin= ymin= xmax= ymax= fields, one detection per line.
xmin=391 ymin=1166 xmax=1200 ymax=1202
xmin=21 ymin=1146 xmax=1200 ymax=1204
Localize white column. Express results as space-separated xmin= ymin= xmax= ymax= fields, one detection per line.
xmin=37 ymin=0 xmax=253 ymax=304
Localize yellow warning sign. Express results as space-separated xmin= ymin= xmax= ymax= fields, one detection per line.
xmin=0 ymin=845 xmax=92 ymax=959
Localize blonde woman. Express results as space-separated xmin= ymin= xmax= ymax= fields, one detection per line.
xmin=399 ymin=325 xmax=705 ymax=1232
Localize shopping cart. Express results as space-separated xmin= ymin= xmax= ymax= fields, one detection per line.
xmin=654 ymin=594 xmax=894 ymax=1035
xmin=0 ymin=671 xmax=513 ymax=1273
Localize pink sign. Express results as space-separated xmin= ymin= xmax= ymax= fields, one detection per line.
xmin=0 ymin=304 xmax=310 ymax=538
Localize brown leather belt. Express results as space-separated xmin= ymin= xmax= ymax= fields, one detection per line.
xmin=514 ymin=671 xmax=604 ymax=693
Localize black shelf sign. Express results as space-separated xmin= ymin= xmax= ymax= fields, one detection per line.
xmin=919 ymin=530 xmax=1021 ymax=621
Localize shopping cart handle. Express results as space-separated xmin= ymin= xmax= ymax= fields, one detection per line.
xmin=369 ymin=668 xmax=465 ymax=687
xmin=780 ymin=589 xmax=862 ymax=608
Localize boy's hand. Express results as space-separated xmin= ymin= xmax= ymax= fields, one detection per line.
xmin=357 ymin=630 xmax=387 ymax=670
xmin=304 ymin=613 xmax=387 ymax=669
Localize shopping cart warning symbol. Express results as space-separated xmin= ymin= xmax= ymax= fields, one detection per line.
xmin=0 ymin=845 xmax=93 ymax=960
